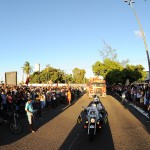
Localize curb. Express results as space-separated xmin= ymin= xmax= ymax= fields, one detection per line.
xmin=115 ymin=93 xmax=149 ymax=119
xmin=129 ymin=103 xmax=149 ymax=119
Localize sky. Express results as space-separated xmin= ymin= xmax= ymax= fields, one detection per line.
xmin=0 ymin=0 xmax=150 ymax=83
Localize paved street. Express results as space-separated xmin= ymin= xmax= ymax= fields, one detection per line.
xmin=0 ymin=93 xmax=150 ymax=150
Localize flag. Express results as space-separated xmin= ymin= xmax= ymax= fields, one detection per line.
xmin=77 ymin=114 xmax=82 ymax=124
xmin=25 ymin=77 xmax=30 ymax=85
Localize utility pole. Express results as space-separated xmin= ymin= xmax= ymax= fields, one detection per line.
xmin=124 ymin=0 xmax=150 ymax=81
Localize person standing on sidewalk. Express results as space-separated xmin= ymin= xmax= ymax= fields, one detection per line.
xmin=25 ymin=97 xmax=37 ymax=133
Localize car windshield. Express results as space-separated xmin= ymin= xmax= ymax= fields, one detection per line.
xmin=92 ymin=82 xmax=105 ymax=87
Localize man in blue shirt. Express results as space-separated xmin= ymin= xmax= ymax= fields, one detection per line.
xmin=25 ymin=97 xmax=37 ymax=133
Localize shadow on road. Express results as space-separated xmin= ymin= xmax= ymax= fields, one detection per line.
xmin=0 ymin=95 xmax=83 ymax=146
xmin=108 ymin=91 xmax=150 ymax=134
xmin=60 ymin=102 xmax=115 ymax=150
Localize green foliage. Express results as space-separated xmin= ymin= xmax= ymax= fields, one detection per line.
xmin=92 ymin=61 xmax=105 ymax=77
xmin=92 ymin=58 xmax=123 ymax=79
xmin=122 ymin=64 xmax=146 ymax=83
xmin=106 ymin=69 xmax=123 ymax=84
xmin=93 ymin=41 xmax=147 ymax=84
xmin=29 ymin=72 xmax=40 ymax=83
xmin=103 ymin=64 xmax=146 ymax=85
xmin=72 ymin=68 xmax=86 ymax=84
xmin=22 ymin=61 xmax=33 ymax=76
xmin=63 ymin=74 xmax=71 ymax=84
xmin=28 ymin=64 xmax=86 ymax=84
xmin=99 ymin=41 xmax=129 ymax=66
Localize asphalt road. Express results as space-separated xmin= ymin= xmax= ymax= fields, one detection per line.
xmin=0 ymin=93 xmax=150 ymax=150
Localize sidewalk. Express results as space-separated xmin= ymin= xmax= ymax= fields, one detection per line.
xmin=115 ymin=93 xmax=149 ymax=119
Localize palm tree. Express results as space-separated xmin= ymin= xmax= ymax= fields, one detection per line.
xmin=22 ymin=61 xmax=33 ymax=84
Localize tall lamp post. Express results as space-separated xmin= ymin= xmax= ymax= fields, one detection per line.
xmin=124 ymin=0 xmax=150 ymax=81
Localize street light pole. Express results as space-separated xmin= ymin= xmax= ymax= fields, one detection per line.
xmin=124 ymin=0 xmax=150 ymax=81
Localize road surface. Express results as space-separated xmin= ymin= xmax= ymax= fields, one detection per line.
xmin=0 ymin=93 xmax=150 ymax=150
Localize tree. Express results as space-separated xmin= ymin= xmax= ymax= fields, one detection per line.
xmin=105 ymin=64 xmax=147 ymax=85
xmin=122 ymin=64 xmax=147 ymax=83
xmin=29 ymin=72 xmax=40 ymax=84
xmin=99 ymin=40 xmax=118 ymax=61
xmin=106 ymin=69 xmax=123 ymax=84
xmin=65 ymin=74 xmax=73 ymax=84
xmin=72 ymin=68 xmax=86 ymax=84
xmin=92 ymin=41 xmax=146 ymax=84
xmin=22 ymin=61 xmax=33 ymax=76
xmin=99 ymin=40 xmax=129 ymax=66
xmin=92 ymin=59 xmax=123 ymax=78
xmin=22 ymin=61 xmax=33 ymax=84
xmin=95 ymin=41 xmax=127 ymax=79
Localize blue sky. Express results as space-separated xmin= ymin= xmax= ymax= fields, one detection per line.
xmin=0 ymin=0 xmax=150 ymax=82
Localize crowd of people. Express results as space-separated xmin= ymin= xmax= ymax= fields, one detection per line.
xmin=1 ymin=82 xmax=149 ymax=134
xmin=0 ymin=84 xmax=83 ymax=133
xmin=108 ymin=83 xmax=150 ymax=122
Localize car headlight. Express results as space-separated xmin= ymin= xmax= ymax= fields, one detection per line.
xmin=90 ymin=118 xmax=95 ymax=123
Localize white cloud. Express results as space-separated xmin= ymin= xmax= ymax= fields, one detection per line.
xmin=134 ymin=30 xmax=147 ymax=39
xmin=134 ymin=30 xmax=142 ymax=38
